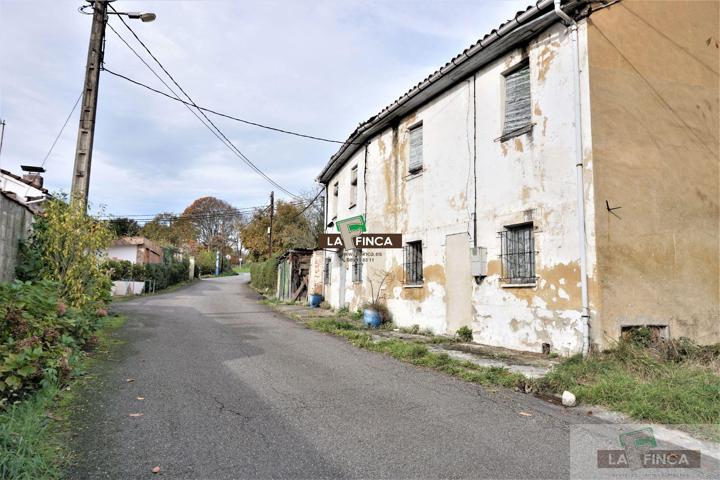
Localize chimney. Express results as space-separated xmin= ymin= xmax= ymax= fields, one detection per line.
xmin=22 ymin=173 xmax=44 ymax=189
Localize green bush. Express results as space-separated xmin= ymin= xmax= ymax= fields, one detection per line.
xmin=103 ymin=259 xmax=190 ymax=291
xmin=0 ymin=281 xmax=102 ymax=406
xmin=457 ymin=326 xmax=473 ymax=342
xmin=249 ymin=257 xmax=277 ymax=291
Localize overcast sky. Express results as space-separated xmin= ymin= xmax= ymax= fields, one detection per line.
xmin=0 ymin=0 xmax=529 ymax=218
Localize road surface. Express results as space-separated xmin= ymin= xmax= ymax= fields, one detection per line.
xmin=68 ymin=275 xmax=703 ymax=479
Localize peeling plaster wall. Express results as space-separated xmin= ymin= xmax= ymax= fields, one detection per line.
xmin=586 ymin=0 xmax=720 ymax=346
xmin=324 ymin=21 xmax=596 ymax=354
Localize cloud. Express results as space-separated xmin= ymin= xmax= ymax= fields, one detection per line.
xmin=0 ymin=0 xmax=529 ymax=216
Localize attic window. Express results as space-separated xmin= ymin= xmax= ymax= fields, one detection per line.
xmin=408 ymin=123 xmax=423 ymax=174
xmin=501 ymin=60 xmax=532 ymax=141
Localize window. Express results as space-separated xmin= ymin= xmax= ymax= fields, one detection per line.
xmin=502 ymin=60 xmax=531 ymax=140
xmin=352 ymin=249 xmax=362 ymax=283
xmin=403 ymin=241 xmax=423 ymax=285
xmin=324 ymin=258 xmax=332 ymax=285
xmin=349 ymin=165 xmax=358 ymax=208
xmin=331 ymin=181 xmax=339 ymax=219
xmin=408 ymin=123 xmax=423 ymax=173
xmin=499 ymin=223 xmax=535 ymax=285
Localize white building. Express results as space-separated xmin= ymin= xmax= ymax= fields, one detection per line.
xmin=316 ymin=0 xmax=719 ymax=355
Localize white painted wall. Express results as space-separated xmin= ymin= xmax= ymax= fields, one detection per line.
xmin=107 ymin=245 xmax=138 ymax=263
xmin=324 ymin=21 xmax=596 ymax=355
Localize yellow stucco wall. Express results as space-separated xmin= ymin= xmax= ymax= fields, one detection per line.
xmin=587 ymin=0 xmax=719 ymax=346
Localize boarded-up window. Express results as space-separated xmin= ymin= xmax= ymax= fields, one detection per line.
xmin=409 ymin=124 xmax=423 ymax=173
xmin=324 ymin=258 xmax=331 ymax=285
xmin=499 ymin=223 xmax=535 ymax=284
xmin=502 ymin=61 xmax=531 ymax=138
xmin=349 ymin=165 xmax=358 ymax=207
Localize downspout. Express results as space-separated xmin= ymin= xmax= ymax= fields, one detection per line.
xmin=472 ymin=73 xmax=478 ymax=248
xmin=554 ymin=0 xmax=590 ymax=355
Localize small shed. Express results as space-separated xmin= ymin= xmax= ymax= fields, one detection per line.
xmin=276 ymin=249 xmax=313 ymax=302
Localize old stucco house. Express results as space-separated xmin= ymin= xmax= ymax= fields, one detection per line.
xmin=316 ymin=0 xmax=719 ymax=355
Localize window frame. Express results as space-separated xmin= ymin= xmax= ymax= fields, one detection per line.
xmin=498 ymin=222 xmax=536 ymax=286
xmin=331 ymin=181 xmax=339 ymax=220
xmin=500 ymin=59 xmax=532 ymax=142
xmin=351 ymin=249 xmax=362 ymax=283
xmin=403 ymin=241 xmax=424 ymax=286
xmin=408 ymin=122 xmax=424 ymax=174
xmin=323 ymin=258 xmax=332 ymax=285
xmin=349 ymin=165 xmax=358 ymax=208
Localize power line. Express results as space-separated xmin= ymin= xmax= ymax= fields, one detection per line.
xmin=290 ymin=188 xmax=324 ymax=220
xmin=41 ymin=92 xmax=83 ymax=169
xmin=105 ymin=11 xmax=300 ymax=199
xmin=102 ymin=68 xmax=358 ymax=145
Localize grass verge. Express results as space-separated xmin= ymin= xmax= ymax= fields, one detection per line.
xmin=306 ymin=318 xmax=720 ymax=436
xmin=307 ymin=318 xmax=528 ymax=390
xmin=0 ymin=314 xmax=125 ymax=479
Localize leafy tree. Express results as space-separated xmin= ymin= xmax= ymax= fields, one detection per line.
xmin=107 ymin=217 xmax=140 ymax=238
xmin=240 ymin=193 xmax=322 ymax=261
xmin=139 ymin=213 xmax=195 ymax=248
xmin=16 ymin=197 xmax=112 ymax=308
xmin=182 ymin=196 xmax=242 ymax=253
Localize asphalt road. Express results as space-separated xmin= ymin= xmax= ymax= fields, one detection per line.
xmin=67 ymin=274 xmax=694 ymax=479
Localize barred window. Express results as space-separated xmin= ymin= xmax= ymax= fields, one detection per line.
xmin=324 ymin=258 xmax=331 ymax=285
xmin=408 ymin=123 xmax=423 ymax=174
xmin=403 ymin=241 xmax=423 ymax=285
xmin=349 ymin=165 xmax=358 ymax=207
xmin=352 ymin=249 xmax=362 ymax=283
xmin=502 ymin=60 xmax=531 ymax=140
xmin=499 ymin=223 xmax=535 ymax=285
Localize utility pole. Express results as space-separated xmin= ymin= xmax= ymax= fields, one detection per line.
xmin=71 ymin=0 xmax=108 ymax=209
xmin=268 ymin=191 xmax=274 ymax=257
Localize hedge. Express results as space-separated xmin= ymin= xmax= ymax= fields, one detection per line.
xmin=249 ymin=257 xmax=277 ymax=291
xmin=104 ymin=259 xmax=190 ymax=291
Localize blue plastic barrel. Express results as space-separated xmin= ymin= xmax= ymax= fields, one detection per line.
xmin=363 ymin=309 xmax=382 ymax=328
xmin=309 ymin=294 xmax=323 ymax=307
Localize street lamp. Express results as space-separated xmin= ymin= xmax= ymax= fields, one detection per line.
xmin=71 ymin=1 xmax=156 ymax=210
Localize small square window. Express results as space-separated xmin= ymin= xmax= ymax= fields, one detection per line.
xmin=403 ymin=241 xmax=423 ymax=285
xmin=501 ymin=60 xmax=532 ymax=141
xmin=499 ymin=223 xmax=535 ymax=285
xmin=408 ymin=124 xmax=423 ymax=174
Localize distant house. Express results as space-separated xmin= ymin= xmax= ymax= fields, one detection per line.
xmin=107 ymin=237 xmax=163 ymax=265
xmin=0 ymin=168 xmax=49 ymax=206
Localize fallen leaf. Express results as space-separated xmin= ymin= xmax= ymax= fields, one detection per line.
xmin=128 ymin=413 xmax=144 ymax=417
xmin=152 ymin=466 xmax=161 ymax=474
xmin=126 ymin=378 xmax=135 ymax=383
xmin=587 ymin=410 xmax=593 ymax=416
xmin=137 ymin=396 xmax=145 ymax=401
xmin=518 ymin=411 xmax=533 ymax=417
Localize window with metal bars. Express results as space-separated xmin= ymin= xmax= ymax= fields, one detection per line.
xmin=501 ymin=60 xmax=532 ymax=140
xmin=324 ymin=258 xmax=331 ymax=285
xmin=403 ymin=241 xmax=423 ymax=285
xmin=499 ymin=223 xmax=536 ymax=285
xmin=352 ymin=249 xmax=362 ymax=283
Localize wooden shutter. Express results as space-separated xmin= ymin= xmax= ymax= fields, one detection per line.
xmin=409 ymin=125 xmax=423 ymax=173
xmin=503 ymin=62 xmax=531 ymax=136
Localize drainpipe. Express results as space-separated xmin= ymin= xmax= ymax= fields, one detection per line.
xmin=554 ymin=0 xmax=590 ymax=355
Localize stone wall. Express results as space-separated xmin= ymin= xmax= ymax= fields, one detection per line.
xmin=0 ymin=193 xmax=34 ymax=282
